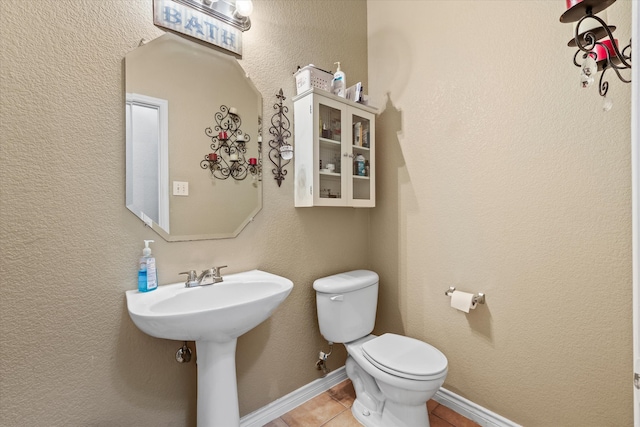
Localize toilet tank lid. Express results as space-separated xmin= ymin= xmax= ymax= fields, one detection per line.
xmin=313 ymin=270 xmax=379 ymax=293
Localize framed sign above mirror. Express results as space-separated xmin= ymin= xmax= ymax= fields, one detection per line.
xmin=153 ymin=0 xmax=251 ymax=55
xmin=125 ymin=33 xmax=263 ymax=241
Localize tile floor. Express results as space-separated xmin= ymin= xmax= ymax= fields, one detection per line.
xmin=263 ymin=379 xmax=481 ymax=427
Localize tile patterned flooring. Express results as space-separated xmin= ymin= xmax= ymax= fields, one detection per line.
xmin=263 ymin=379 xmax=481 ymax=427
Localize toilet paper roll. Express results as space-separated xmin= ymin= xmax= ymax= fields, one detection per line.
xmin=450 ymin=291 xmax=477 ymax=313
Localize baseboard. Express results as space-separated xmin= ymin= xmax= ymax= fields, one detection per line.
xmin=240 ymin=367 xmax=521 ymax=427
xmin=239 ymin=367 xmax=348 ymax=427
xmin=433 ymin=388 xmax=522 ymax=427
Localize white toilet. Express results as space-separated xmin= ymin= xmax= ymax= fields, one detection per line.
xmin=314 ymin=270 xmax=447 ymax=427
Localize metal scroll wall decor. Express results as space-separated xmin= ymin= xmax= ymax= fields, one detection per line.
xmin=201 ymin=105 xmax=261 ymax=180
xmin=560 ymin=0 xmax=631 ymax=110
xmin=256 ymin=115 xmax=263 ymax=182
xmin=268 ymin=89 xmax=293 ymax=187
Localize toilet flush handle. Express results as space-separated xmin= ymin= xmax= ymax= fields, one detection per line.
xmin=330 ymin=295 xmax=344 ymax=302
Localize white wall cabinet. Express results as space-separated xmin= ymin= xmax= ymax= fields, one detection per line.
xmin=293 ymin=89 xmax=377 ymax=207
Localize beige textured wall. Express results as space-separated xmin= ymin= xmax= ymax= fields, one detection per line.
xmin=0 ymin=0 xmax=368 ymax=425
xmin=368 ymin=1 xmax=632 ymax=426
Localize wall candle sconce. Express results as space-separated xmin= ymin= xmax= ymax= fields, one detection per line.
xmin=254 ymin=115 xmax=263 ymax=181
xmin=200 ymin=105 xmax=261 ymax=180
xmin=560 ymin=0 xmax=632 ymax=110
xmin=268 ymin=89 xmax=293 ymax=187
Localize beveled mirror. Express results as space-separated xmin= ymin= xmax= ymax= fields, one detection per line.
xmin=125 ymin=33 xmax=262 ymax=241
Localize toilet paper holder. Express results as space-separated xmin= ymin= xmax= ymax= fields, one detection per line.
xmin=445 ymin=287 xmax=485 ymax=305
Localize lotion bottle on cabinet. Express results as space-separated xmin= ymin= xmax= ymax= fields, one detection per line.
xmin=331 ymin=62 xmax=346 ymax=97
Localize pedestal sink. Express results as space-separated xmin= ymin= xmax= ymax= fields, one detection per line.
xmin=125 ymin=269 xmax=293 ymax=427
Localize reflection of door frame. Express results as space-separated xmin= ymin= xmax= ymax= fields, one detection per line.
xmin=632 ymin=2 xmax=639 ymax=425
xmin=126 ymin=93 xmax=170 ymax=232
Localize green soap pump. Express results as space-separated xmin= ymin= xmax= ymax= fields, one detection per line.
xmin=138 ymin=240 xmax=158 ymax=292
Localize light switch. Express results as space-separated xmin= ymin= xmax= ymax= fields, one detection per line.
xmin=173 ymin=181 xmax=189 ymax=196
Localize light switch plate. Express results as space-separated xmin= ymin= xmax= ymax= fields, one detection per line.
xmin=173 ymin=181 xmax=189 ymax=196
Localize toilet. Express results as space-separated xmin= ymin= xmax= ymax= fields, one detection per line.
xmin=314 ymin=270 xmax=447 ymax=427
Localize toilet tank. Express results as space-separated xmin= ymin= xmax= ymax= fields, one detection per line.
xmin=313 ymin=270 xmax=379 ymax=343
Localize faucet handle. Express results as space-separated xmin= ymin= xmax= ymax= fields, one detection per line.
xmin=212 ymin=265 xmax=227 ymax=281
xmin=213 ymin=265 xmax=227 ymax=274
xmin=179 ymin=270 xmax=198 ymax=287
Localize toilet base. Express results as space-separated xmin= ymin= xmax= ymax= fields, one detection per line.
xmin=382 ymin=400 xmax=430 ymax=427
xmin=351 ymin=398 xmax=382 ymax=427
xmin=351 ymin=398 xmax=431 ymax=427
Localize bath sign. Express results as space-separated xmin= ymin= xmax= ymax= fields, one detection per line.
xmin=153 ymin=0 xmax=242 ymax=55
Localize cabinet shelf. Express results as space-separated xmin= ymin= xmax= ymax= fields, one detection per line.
xmin=319 ymin=171 xmax=341 ymax=178
xmin=320 ymin=137 xmax=341 ymax=145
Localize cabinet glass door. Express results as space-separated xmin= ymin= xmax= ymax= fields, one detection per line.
xmin=351 ymin=113 xmax=372 ymax=203
xmin=318 ymin=102 xmax=343 ymax=201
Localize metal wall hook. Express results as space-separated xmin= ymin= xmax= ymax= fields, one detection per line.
xmin=445 ymin=287 xmax=485 ymax=305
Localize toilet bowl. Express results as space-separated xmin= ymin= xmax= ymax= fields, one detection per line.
xmin=313 ymin=270 xmax=448 ymax=427
xmin=345 ymin=334 xmax=447 ymax=427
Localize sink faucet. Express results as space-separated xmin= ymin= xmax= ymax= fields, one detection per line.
xmin=180 ymin=266 xmax=227 ymax=288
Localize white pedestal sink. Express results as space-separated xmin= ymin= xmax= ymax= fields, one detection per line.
xmin=125 ymin=269 xmax=293 ymax=427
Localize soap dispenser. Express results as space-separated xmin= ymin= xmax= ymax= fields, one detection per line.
xmin=331 ymin=62 xmax=346 ymax=98
xmin=138 ymin=240 xmax=158 ymax=292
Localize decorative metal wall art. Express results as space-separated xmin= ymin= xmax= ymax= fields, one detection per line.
xmin=255 ymin=115 xmax=263 ymax=182
xmin=200 ymin=105 xmax=260 ymax=180
xmin=560 ymin=0 xmax=631 ymax=110
xmin=268 ymin=89 xmax=293 ymax=187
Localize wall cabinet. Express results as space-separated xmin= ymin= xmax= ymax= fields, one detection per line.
xmin=293 ymin=89 xmax=377 ymax=207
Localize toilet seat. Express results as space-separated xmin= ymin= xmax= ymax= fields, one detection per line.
xmin=362 ymin=333 xmax=447 ymax=381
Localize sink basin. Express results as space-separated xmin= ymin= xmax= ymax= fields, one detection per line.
xmin=126 ymin=269 xmax=293 ymax=343
xmin=125 ymin=269 xmax=293 ymax=427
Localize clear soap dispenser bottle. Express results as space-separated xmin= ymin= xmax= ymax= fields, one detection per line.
xmin=138 ymin=240 xmax=158 ymax=292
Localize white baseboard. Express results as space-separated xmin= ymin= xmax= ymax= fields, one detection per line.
xmin=433 ymin=388 xmax=522 ymax=427
xmin=240 ymin=366 xmax=520 ymax=427
xmin=239 ymin=367 xmax=348 ymax=427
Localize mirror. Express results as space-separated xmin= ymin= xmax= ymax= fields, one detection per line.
xmin=125 ymin=33 xmax=262 ymax=241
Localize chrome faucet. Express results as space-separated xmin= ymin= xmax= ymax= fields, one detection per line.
xmin=180 ymin=266 xmax=227 ymax=288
